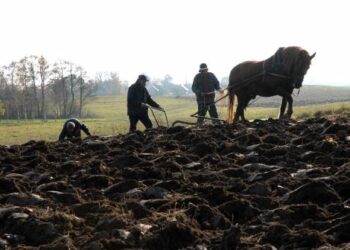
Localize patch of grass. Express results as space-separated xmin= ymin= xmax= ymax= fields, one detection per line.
xmin=293 ymin=101 xmax=350 ymax=119
xmin=1 ymin=96 xmax=350 ymax=145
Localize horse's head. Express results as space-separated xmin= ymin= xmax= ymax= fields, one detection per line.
xmin=283 ymin=47 xmax=316 ymax=88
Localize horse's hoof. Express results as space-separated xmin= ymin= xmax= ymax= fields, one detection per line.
xmin=279 ymin=114 xmax=292 ymax=120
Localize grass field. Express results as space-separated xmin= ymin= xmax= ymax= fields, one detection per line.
xmin=1 ymin=96 xmax=350 ymax=145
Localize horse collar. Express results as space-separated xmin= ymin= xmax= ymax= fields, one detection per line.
xmin=262 ymin=60 xmax=292 ymax=81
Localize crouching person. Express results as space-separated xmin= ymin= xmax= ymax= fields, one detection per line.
xmin=59 ymin=118 xmax=91 ymax=141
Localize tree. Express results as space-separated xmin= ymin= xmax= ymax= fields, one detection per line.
xmin=16 ymin=57 xmax=30 ymax=119
xmin=78 ymin=78 xmax=96 ymax=117
xmin=0 ymin=100 xmax=4 ymax=117
xmin=77 ymin=67 xmax=87 ymax=117
xmin=38 ymin=56 xmax=49 ymax=120
xmin=5 ymin=62 xmax=20 ymax=119
xmin=0 ymin=68 xmax=9 ymax=118
xmin=94 ymin=72 xmax=126 ymax=96
xmin=51 ymin=60 xmax=70 ymax=118
xmin=27 ymin=55 xmax=40 ymax=118
xmin=68 ymin=63 xmax=77 ymax=116
xmin=1 ymin=56 xmax=96 ymax=119
xmin=49 ymin=60 xmax=95 ymax=118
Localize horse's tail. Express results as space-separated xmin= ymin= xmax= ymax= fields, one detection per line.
xmin=227 ymin=87 xmax=235 ymax=123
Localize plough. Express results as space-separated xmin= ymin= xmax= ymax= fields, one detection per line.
xmin=147 ymin=69 xmax=270 ymax=127
xmin=171 ymin=91 xmax=230 ymax=127
xmin=146 ymin=93 xmax=229 ymax=128
xmin=146 ymin=104 xmax=169 ymax=128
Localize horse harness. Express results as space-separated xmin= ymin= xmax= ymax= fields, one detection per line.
xmin=262 ymin=47 xmax=293 ymax=82
xmin=223 ymin=47 xmax=295 ymax=95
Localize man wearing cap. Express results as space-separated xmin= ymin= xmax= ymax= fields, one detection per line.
xmin=59 ymin=118 xmax=91 ymax=141
xmin=192 ymin=63 xmax=224 ymax=125
xmin=127 ymin=74 xmax=163 ymax=132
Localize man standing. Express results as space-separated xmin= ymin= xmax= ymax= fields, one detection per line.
xmin=127 ymin=74 xmax=162 ymax=132
xmin=59 ymin=118 xmax=91 ymax=141
xmin=192 ymin=63 xmax=224 ymax=125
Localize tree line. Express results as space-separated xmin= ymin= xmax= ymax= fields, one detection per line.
xmin=0 ymin=56 xmax=229 ymax=120
xmin=0 ymin=56 xmax=101 ymax=120
xmin=0 ymin=56 xmax=93 ymax=119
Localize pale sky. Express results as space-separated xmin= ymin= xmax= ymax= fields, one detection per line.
xmin=1 ymin=0 xmax=349 ymax=85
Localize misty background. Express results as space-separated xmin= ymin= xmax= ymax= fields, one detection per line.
xmin=1 ymin=0 xmax=350 ymax=120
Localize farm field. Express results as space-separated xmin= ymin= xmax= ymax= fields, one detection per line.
xmin=1 ymin=95 xmax=350 ymax=145
xmin=1 ymin=114 xmax=350 ymax=249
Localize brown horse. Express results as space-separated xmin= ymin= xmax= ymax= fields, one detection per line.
xmin=227 ymin=46 xmax=316 ymax=122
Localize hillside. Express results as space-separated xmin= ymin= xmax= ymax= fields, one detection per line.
xmin=153 ymin=84 xmax=350 ymax=107
xmin=0 ymin=116 xmax=350 ymax=248
xmin=250 ymin=85 xmax=350 ymax=107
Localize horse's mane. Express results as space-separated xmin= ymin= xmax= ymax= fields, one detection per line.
xmin=280 ymin=46 xmax=310 ymax=75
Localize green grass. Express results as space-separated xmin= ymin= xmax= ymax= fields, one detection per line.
xmin=0 ymin=118 xmax=126 ymax=145
xmin=1 ymin=96 xmax=350 ymax=145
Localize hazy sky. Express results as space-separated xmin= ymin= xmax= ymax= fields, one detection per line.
xmin=1 ymin=0 xmax=349 ymax=85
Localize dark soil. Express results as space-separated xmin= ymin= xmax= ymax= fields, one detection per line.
xmin=1 ymin=116 xmax=350 ymax=249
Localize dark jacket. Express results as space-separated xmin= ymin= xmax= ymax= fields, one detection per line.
xmin=192 ymin=72 xmax=220 ymax=104
xmin=59 ymin=118 xmax=91 ymax=141
xmin=127 ymin=82 xmax=160 ymax=116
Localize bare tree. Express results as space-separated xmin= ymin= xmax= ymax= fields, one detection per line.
xmin=0 ymin=68 xmax=9 ymax=118
xmin=77 ymin=68 xmax=96 ymax=117
xmin=94 ymin=71 xmax=126 ymax=96
xmin=77 ymin=66 xmax=87 ymax=117
xmin=38 ymin=56 xmax=49 ymax=120
xmin=1 ymin=56 xmax=97 ymax=119
xmin=68 ymin=63 xmax=78 ymax=117
xmin=16 ymin=57 xmax=31 ymax=119
xmin=27 ymin=55 xmax=40 ymax=118
xmin=5 ymin=62 xmax=20 ymax=119
xmin=50 ymin=60 xmax=90 ymax=118
xmin=51 ymin=60 xmax=70 ymax=118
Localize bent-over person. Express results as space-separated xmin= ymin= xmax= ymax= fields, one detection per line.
xmin=59 ymin=118 xmax=91 ymax=141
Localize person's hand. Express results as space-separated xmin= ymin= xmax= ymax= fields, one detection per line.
xmin=158 ymin=106 xmax=164 ymax=111
xmin=141 ymin=103 xmax=148 ymax=108
xmin=218 ymin=88 xmax=225 ymax=94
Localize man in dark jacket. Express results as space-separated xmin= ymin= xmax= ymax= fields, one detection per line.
xmin=59 ymin=118 xmax=91 ymax=141
xmin=127 ymin=74 xmax=162 ymax=132
xmin=192 ymin=63 xmax=224 ymax=125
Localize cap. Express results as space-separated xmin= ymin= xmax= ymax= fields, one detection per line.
xmin=199 ymin=63 xmax=208 ymax=72
xmin=66 ymin=121 xmax=75 ymax=131
xmin=138 ymin=74 xmax=149 ymax=82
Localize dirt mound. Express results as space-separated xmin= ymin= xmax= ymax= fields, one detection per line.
xmin=1 ymin=116 xmax=350 ymax=249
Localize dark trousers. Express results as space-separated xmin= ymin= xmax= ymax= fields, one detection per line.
xmin=129 ymin=114 xmax=153 ymax=132
xmin=197 ymin=103 xmax=219 ymax=125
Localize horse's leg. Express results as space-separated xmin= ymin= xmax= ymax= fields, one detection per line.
xmin=236 ymin=95 xmax=249 ymax=122
xmin=279 ymin=97 xmax=287 ymax=119
xmin=233 ymin=103 xmax=240 ymax=122
xmin=285 ymin=95 xmax=294 ymax=118
xmin=240 ymin=97 xmax=250 ymax=122
xmin=233 ymin=95 xmax=242 ymax=122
